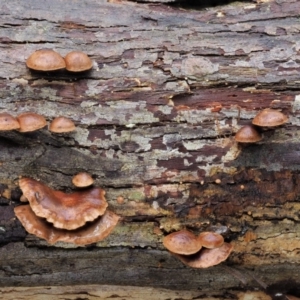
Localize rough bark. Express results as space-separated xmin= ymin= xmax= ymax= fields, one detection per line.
xmin=1 ymin=0 xmax=300 ymax=298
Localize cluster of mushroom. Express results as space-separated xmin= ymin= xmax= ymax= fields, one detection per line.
xmin=235 ymin=108 xmax=288 ymax=143
xmin=0 ymin=112 xmax=75 ymax=133
xmin=163 ymin=229 xmax=233 ymax=268
xmin=26 ymin=49 xmax=93 ymax=72
xmin=14 ymin=176 xmax=119 ymax=246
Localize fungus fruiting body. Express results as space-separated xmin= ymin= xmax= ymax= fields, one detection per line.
xmin=72 ymin=172 xmax=94 ymax=188
xmin=174 ymin=242 xmax=234 ymax=268
xmin=14 ymin=205 xmax=119 ymax=245
xmin=163 ymin=230 xmax=233 ymax=268
xmin=64 ymin=51 xmax=93 ymax=72
xmin=49 ymin=116 xmax=76 ymax=133
xmin=19 ymin=177 xmax=108 ymax=230
xmin=0 ymin=113 xmax=20 ymax=131
xmin=198 ymin=232 xmax=224 ymax=249
xmin=26 ymin=49 xmax=66 ymax=71
xmin=252 ymin=108 xmax=288 ymax=127
xmin=234 ymin=125 xmax=262 ymax=143
xmin=17 ymin=112 xmax=47 ymax=132
xmin=163 ymin=230 xmax=202 ymax=255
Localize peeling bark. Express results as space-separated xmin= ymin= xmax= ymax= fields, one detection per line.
xmin=1 ymin=0 xmax=300 ymax=298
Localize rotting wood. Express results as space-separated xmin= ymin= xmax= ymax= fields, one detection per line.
xmin=1 ymin=0 xmax=300 ymax=298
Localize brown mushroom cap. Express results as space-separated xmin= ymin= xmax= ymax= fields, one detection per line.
xmin=17 ymin=112 xmax=47 ymax=132
xmin=26 ymin=49 xmax=66 ymax=71
xmin=234 ymin=125 xmax=262 ymax=143
xmin=198 ymin=232 xmax=224 ymax=249
xmin=72 ymin=172 xmax=94 ymax=188
xmin=163 ymin=229 xmax=202 ymax=255
xmin=252 ymin=108 xmax=288 ymax=127
xmin=0 ymin=113 xmax=20 ymax=131
xmin=64 ymin=51 xmax=93 ymax=72
xmin=19 ymin=177 xmax=108 ymax=230
xmin=49 ymin=116 xmax=76 ymax=133
xmin=174 ymin=242 xmax=233 ymax=268
xmin=14 ymin=205 xmax=119 ymax=245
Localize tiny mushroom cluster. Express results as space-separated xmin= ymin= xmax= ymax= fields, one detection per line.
xmin=163 ymin=229 xmax=233 ymax=268
xmin=26 ymin=49 xmax=93 ymax=72
xmin=235 ymin=108 xmax=288 ymax=144
xmin=0 ymin=112 xmax=75 ymax=134
xmin=14 ymin=177 xmax=119 ymax=246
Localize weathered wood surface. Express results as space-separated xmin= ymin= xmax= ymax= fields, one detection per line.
xmin=1 ymin=0 xmax=300 ymax=298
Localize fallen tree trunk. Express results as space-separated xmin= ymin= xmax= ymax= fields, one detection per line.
xmin=1 ymin=0 xmax=300 ymax=298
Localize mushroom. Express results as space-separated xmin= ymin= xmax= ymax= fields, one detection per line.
xmin=72 ymin=172 xmax=94 ymax=188
xmin=26 ymin=49 xmax=66 ymax=71
xmin=64 ymin=51 xmax=93 ymax=72
xmin=49 ymin=116 xmax=76 ymax=133
xmin=174 ymin=242 xmax=233 ymax=268
xmin=198 ymin=232 xmax=224 ymax=249
xmin=234 ymin=125 xmax=262 ymax=143
xmin=0 ymin=113 xmax=20 ymax=131
xmin=163 ymin=229 xmax=202 ymax=255
xmin=252 ymin=108 xmax=288 ymax=127
xmin=14 ymin=205 xmax=119 ymax=245
xmin=19 ymin=177 xmax=108 ymax=230
xmin=17 ymin=112 xmax=47 ymax=132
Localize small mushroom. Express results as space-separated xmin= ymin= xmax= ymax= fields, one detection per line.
xmin=0 ymin=113 xmax=20 ymax=131
xmin=17 ymin=112 xmax=47 ymax=132
xmin=174 ymin=242 xmax=233 ymax=268
xmin=64 ymin=51 xmax=93 ymax=72
xmin=234 ymin=125 xmax=262 ymax=143
xmin=163 ymin=229 xmax=202 ymax=255
xmin=72 ymin=172 xmax=94 ymax=188
xmin=198 ymin=232 xmax=224 ymax=249
xmin=19 ymin=177 xmax=108 ymax=230
xmin=14 ymin=205 xmax=119 ymax=245
xmin=252 ymin=108 xmax=288 ymax=127
xmin=26 ymin=49 xmax=66 ymax=71
xmin=49 ymin=116 xmax=76 ymax=133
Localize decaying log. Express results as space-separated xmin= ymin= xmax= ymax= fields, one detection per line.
xmin=1 ymin=0 xmax=300 ymax=298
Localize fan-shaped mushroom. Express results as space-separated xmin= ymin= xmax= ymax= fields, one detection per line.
xmin=174 ymin=242 xmax=233 ymax=268
xmin=19 ymin=177 xmax=108 ymax=230
xmin=14 ymin=205 xmax=119 ymax=245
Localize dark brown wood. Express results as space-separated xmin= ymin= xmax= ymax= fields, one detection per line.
xmin=1 ymin=0 xmax=300 ymax=298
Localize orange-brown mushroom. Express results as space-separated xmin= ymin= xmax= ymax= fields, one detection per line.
xmin=14 ymin=205 xmax=119 ymax=245
xmin=234 ymin=125 xmax=262 ymax=143
xmin=26 ymin=49 xmax=66 ymax=71
xmin=19 ymin=177 xmax=108 ymax=230
xmin=163 ymin=229 xmax=202 ymax=255
xmin=0 ymin=113 xmax=20 ymax=131
xmin=252 ymin=108 xmax=288 ymax=127
xmin=17 ymin=112 xmax=47 ymax=132
xmin=198 ymin=232 xmax=224 ymax=249
xmin=49 ymin=116 xmax=76 ymax=133
xmin=72 ymin=172 xmax=94 ymax=188
xmin=64 ymin=51 xmax=93 ymax=72
xmin=174 ymin=242 xmax=233 ymax=268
